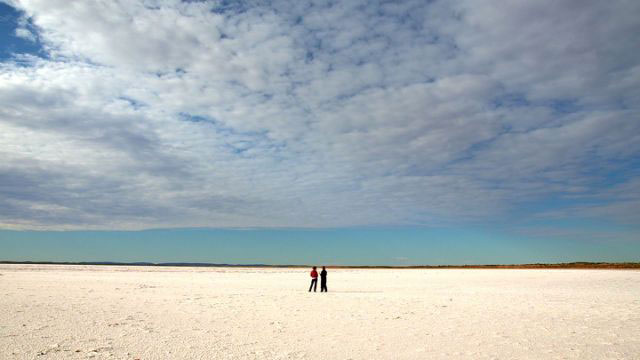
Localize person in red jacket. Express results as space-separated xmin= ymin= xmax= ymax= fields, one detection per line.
xmin=309 ymin=266 xmax=318 ymax=292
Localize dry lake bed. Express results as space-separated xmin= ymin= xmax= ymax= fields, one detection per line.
xmin=1 ymin=264 xmax=639 ymax=359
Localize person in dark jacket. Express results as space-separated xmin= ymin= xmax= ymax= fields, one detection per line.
xmin=309 ymin=266 xmax=318 ymax=292
xmin=320 ymin=266 xmax=328 ymax=292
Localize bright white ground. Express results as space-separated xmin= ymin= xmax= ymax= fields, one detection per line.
xmin=1 ymin=265 xmax=639 ymax=359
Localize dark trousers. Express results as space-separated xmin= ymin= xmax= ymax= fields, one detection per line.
xmin=309 ymin=278 xmax=317 ymax=292
xmin=320 ymin=278 xmax=327 ymax=292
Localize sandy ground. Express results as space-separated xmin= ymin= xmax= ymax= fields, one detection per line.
xmin=1 ymin=265 xmax=639 ymax=359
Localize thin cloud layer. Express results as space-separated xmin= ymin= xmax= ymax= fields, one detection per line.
xmin=0 ymin=0 xmax=639 ymax=233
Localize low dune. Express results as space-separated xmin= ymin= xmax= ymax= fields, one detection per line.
xmin=1 ymin=264 xmax=639 ymax=359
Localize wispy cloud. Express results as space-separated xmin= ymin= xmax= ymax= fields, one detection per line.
xmin=0 ymin=0 xmax=639 ymax=235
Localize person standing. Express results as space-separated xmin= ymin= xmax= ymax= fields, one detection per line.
xmin=309 ymin=266 xmax=318 ymax=292
xmin=320 ymin=266 xmax=328 ymax=292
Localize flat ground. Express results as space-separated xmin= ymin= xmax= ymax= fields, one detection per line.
xmin=1 ymin=265 xmax=639 ymax=359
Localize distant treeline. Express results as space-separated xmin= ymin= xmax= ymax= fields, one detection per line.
xmin=0 ymin=261 xmax=639 ymax=269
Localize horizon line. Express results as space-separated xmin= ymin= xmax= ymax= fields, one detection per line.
xmin=2 ymin=260 xmax=639 ymax=269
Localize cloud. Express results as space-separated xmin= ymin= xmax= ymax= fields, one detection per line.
xmin=0 ymin=0 xmax=639 ymax=234
xmin=14 ymin=27 xmax=35 ymax=42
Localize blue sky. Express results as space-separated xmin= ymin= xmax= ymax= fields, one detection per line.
xmin=0 ymin=3 xmax=40 ymax=60
xmin=0 ymin=0 xmax=639 ymax=264
xmin=2 ymin=227 xmax=639 ymax=265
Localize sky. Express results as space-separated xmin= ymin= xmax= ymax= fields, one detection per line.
xmin=0 ymin=0 xmax=639 ymax=265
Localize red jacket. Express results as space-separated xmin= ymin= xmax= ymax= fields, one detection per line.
xmin=310 ymin=270 xmax=318 ymax=278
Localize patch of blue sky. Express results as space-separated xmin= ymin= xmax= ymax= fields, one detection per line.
xmin=504 ymin=231 xmax=640 ymax=263
xmin=2 ymin=226 xmax=637 ymax=265
xmin=590 ymin=157 xmax=640 ymax=187
xmin=179 ymin=112 xmax=214 ymax=124
xmin=178 ymin=112 xmax=286 ymax=156
xmin=179 ymin=112 xmax=277 ymax=140
xmin=0 ymin=3 xmax=44 ymax=62
xmin=117 ymin=96 xmax=146 ymax=110
xmin=224 ymin=140 xmax=254 ymax=156
xmin=209 ymin=0 xmax=251 ymax=15
xmin=603 ymin=157 xmax=640 ymax=181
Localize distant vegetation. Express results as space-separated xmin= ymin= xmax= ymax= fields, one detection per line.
xmin=0 ymin=261 xmax=639 ymax=269
xmin=385 ymin=262 xmax=640 ymax=269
